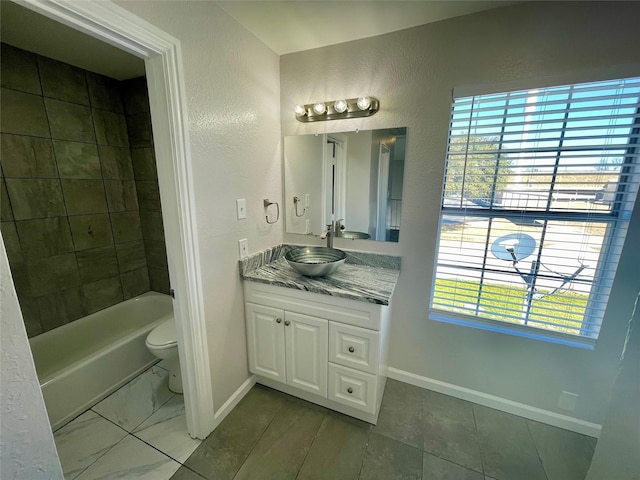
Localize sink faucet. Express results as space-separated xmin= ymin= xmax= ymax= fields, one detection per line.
xmin=320 ymin=222 xmax=334 ymax=248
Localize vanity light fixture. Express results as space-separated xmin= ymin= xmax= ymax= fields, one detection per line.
xmin=295 ymin=97 xmax=379 ymax=122
xmin=356 ymin=96 xmax=371 ymax=110
xmin=334 ymin=99 xmax=348 ymax=113
xmin=313 ymin=102 xmax=327 ymax=114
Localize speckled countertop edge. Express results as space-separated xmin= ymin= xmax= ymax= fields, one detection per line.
xmin=239 ymin=244 xmax=401 ymax=305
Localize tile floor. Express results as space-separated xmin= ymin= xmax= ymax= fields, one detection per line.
xmin=54 ymin=362 xmax=201 ymax=479
xmin=56 ymin=368 xmax=597 ymax=480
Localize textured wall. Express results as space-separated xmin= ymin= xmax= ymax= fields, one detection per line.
xmin=0 ymin=240 xmax=63 ymax=480
xmin=0 ymin=43 xmax=154 ymax=337
xmin=281 ymin=1 xmax=640 ymax=425
xmin=116 ymin=0 xmax=282 ymax=408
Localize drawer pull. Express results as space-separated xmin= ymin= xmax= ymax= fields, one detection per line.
xmin=284 ymin=320 xmax=291 ymax=326
xmin=276 ymin=318 xmax=282 ymax=323
xmin=348 ymin=346 xmax=355 ymax=353
xmin=347 ymin=387 xmax=353 ymax=394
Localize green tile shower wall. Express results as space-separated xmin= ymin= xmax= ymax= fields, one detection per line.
xmin=0 ymin=43 xmax=169 ymax=337
xmin=122 ymin=76 xmax=170 ymax=295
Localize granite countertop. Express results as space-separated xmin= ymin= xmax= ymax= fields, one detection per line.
xmin=239 ymin=244 xmax=400 ymax=305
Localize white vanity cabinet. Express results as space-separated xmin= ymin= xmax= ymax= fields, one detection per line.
xmin=243 ymin=280 xmax=391 ymax=424
xmin=245 ymin=304 xmax=328 ymax=397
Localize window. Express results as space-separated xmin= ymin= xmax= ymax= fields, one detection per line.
xmin=430 ymin=76 xmax=640 ymax=347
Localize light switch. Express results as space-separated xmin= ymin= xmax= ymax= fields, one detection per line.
xmin=236 ymin=199 xmax=247 ymax=219
xmin=305 ymin=194 xmax=310 ymax=207
xmin=238 ymin=238 xmax=249 ymax=259
xmin=305 ymin=219 xmax=311 ymax=234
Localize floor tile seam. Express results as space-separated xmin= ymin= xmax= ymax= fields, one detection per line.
xmin=356 ymin=427 xmax=373 ymax=480
xmin=130 ymin=390 xmax=178 ymax=434
xmin=525 ymin=419 xmax=551 ymax=480
xmin=125 ymin=430 xmax=185 ymax=467
xmin=470 ymin=402 xmax=487 ymax=478
xmin=293 ymin=413 xmax=330 ymax=480
xmin=421 ymin=447 xmax=485 ymax=476
xmin=174 ymin=464 xmax=209 ymax=480
xmin=66 ymin=424 xmax=131 ymax=480
xmin=228 ymin=399 xmax=287 ymax=480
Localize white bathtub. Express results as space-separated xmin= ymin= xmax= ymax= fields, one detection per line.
xmin=29 ymin=291 xmax=173 ymax=431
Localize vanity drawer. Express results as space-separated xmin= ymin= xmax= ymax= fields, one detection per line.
xmin=329 ymin=322 xmax=379 ymax=374
xmin=328 ymin=363 xmax=377 ymax=414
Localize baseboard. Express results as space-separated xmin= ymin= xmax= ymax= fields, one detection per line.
xmin=211 ymin=375 xmax=256 ymax=430
xmin=387 ymin=367 xmax=602 ymax=438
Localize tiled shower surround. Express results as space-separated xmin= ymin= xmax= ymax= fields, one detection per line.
xmin=0 ymin=43 xmax=170 ymax=337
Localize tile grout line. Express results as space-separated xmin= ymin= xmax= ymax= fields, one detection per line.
xmin=525 ymin=419 xmax=551 ymax=480
xmin=471 ymin=404 xmax=487 ymax=478
xmin=356 ymin=427 xmax=373 ymax=480
xmin=293 ymin=412 xmax=329 ymax=480
xmin=64 ymin=413 xmax=130 ymax=480
xmin=229 ymin=393 xmax=288 ymax=480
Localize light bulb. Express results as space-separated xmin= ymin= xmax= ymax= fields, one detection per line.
xmin=357 ymin=96 xmax=371 ymax=110
xmin=334 ymin=99 xmax=348 ymax=113
xmin=313 ymin=103 xmax=326 ymax=114
xmin=294 ymin=104 xmax=306 ymax=116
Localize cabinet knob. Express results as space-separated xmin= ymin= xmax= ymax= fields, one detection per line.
xmin=347 ymin=387 xmax=353 ymax=394
xmin=284 ymin=320 xmax=291 ymax=326
xmin=276 ymin=318 xmax=282 ymax=324
xmin=348 ymin=346 xmax=355 ymax=353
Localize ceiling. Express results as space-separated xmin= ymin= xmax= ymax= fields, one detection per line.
xmin=0 ymin=1 xmax=517 ymax=80
xmin=0 ymin=1 xmax=145 ymax=80
xmin=215 ymin=1 xmax=519 ymax=55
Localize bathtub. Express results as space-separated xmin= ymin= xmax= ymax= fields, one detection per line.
xmin=29 ymin=291 xmax=173 ymax=431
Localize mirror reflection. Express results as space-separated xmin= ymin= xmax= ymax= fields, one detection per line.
xmin=284 ymin=127 xmax=406 ymax=242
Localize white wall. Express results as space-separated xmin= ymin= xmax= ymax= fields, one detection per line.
xmin=0 ymin=239 xmax=64 ymax=480
xmin=587 ymin=290 xmax=640 ymax=478
xmin=117 ymin=1 xmax=282 ymax=408
xmin=282 ymin=1 xmax=640 ymax=425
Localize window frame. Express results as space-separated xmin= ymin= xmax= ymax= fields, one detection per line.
xmin=429 ymin=76 xmax=640 ymax=348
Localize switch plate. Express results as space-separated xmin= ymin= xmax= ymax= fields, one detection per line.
xmin=236 ymin=199 xmax=247 ymax=220
xmin=305 ymin=194 xmax=310 ymax=207
xmin=238 ymin=238 xmax=249 ymax=259
xmin=305 ymin=219 xmax=311 ymax=234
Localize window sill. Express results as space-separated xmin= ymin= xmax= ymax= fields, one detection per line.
xmin=429 ymin=310 xmax=596 ymax=350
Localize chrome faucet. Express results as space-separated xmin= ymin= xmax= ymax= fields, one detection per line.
xmin=320 ymin=222 xmax=334 ymax=248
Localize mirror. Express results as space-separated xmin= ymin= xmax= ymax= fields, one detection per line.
xmin=284 ymin=127 xmax=406 ymax=242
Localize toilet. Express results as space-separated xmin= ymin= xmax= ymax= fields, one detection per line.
xmin=145 ymin=317 xmax=183 ymax=394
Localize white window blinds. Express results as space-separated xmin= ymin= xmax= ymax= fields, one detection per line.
xmin=430 ymin=76 xmax=640 ymax=345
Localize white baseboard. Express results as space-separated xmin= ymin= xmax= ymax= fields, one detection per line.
xmin=211 ymin=376 xmax=256 ymax=430
xmin=387 ymin=367 xmax=601 ymax=438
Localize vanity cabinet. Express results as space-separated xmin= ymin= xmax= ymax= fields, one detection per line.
xmin=245 ymin=304 xmax=328 ymax=397
xmin=243 ymin=281 xmax=391 ymax=424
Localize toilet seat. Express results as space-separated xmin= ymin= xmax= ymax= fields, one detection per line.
xmin=146 ymin=317 xmax=177 ymax=349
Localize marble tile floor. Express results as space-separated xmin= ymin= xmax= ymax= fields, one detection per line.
xmin=55 ymin=370 xmax=597 ymax=480
xmin=54 ymin=362 xmax=201 ymax=480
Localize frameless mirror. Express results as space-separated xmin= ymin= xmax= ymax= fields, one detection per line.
xmin=284 ymin=127 xmax=406 ymax=242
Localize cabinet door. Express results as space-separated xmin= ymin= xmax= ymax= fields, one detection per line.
xmin=285 ymin=312 xmax=328 ymax=397
xmin=246 ymin=303 xmax=285 ymax=383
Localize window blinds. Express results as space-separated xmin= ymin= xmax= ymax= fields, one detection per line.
xmin=431 ymin=77 xmax=640 ymax=343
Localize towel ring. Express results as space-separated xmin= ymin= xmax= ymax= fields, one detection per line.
xmin=263 ymin=199 xmax=280 ymax=224
xmin=293 ymin=196 xmax=306 ymax=217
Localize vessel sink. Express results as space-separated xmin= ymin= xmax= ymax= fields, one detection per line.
xmin=337 ymin=231 xmax=371 ymax=240
xmin=285 ymin=247 xmax=347 ymax=277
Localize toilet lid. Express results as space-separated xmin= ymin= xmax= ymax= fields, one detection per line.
xmin=147 ymin=317 xmax=177 ymax=348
